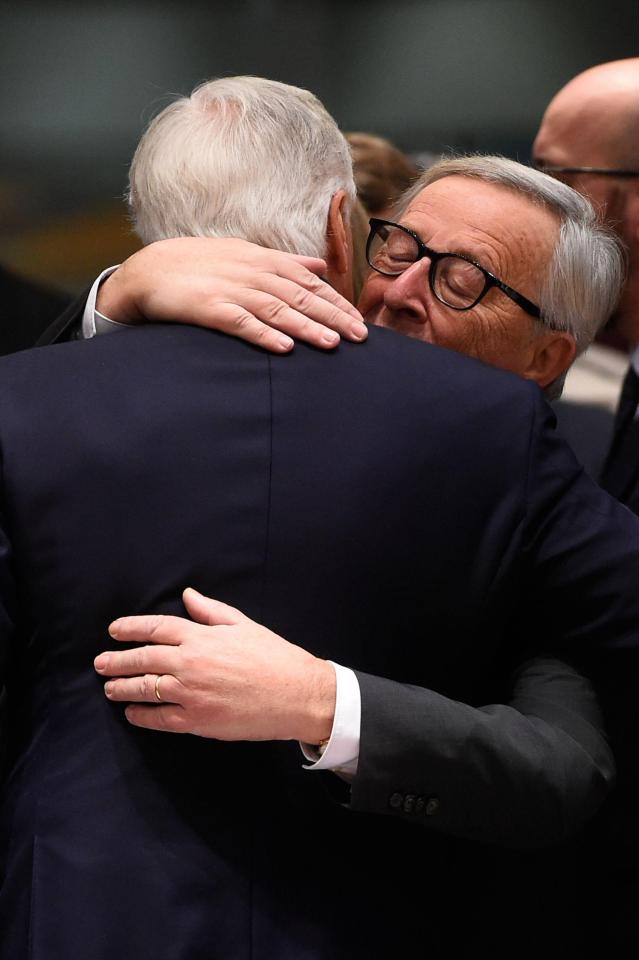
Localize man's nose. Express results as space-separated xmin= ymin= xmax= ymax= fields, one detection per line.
xmin=383 ymin=258 xmax=431 ymax=314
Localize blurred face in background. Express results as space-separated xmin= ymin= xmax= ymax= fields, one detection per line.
xmin=533 ymin=64 xmax=639 ymax=341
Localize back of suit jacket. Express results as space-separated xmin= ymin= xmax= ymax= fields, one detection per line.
xmin=1 ymin=324 xmax=638 ymax=959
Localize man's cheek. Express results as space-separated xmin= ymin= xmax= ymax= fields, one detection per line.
xmin=361 ymin=303 xmax=388 ymax=328
xmin=357 ymin=275 xmax=386 ymax=316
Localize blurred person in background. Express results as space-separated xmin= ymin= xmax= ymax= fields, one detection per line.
xmin=532 ymin=56 xmax=639 ymax=951
xmin=534 ymin=58 xmax=639 ymax=499
xmin=345 ymin=131 xmax=422 ymax=218
xmin=0 ymin=263 xmax=69 ymax=356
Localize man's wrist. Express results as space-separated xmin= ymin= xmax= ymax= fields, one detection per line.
xmin=301 ymin=657 xmax=336 ymax=745
xmin=301 ymin=663 xmax=360 ymax=773
xmin=96 ymin=264 xmax=142 ymax=326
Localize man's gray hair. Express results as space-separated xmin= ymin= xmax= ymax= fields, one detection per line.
xmin=128 ymin=76 xmax=356 ymax=258
xmin=397 ymin=156 xmax=626 ymax=399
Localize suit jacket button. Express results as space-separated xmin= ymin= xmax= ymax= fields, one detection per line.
xmin=425 ymin=797 xmax=440 ymax=816
xmin=415 ymin=797 xmax=425 ymax=815
xmin=403 ymin=794 xmax=416 ymax=814
xmin=389 ymin=792 xmax=403 ymax=810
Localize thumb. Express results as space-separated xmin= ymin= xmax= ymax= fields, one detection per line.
xmin=183 ymin=588 xmax=247 ymax=626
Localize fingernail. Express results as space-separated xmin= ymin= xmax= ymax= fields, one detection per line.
xmin=278 ymin=336 xmax=294 ymax=351
xmin=104 ymin=682 xmax=114 ymax=697
xmin=108 ymin=620 xmax=121 ymax=638
xmin=95 ymin=655 xmax=109 ymax=672
xmin=349 ymin=322 xmax=368 ymax=341
xmin=321 ymin=331 xmax=339 ymax=346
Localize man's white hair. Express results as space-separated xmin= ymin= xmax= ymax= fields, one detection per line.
xmin=397 ymin=156 xmax=626 ymax=399
xmin=128 ymin=76 xmax=356 ymax=258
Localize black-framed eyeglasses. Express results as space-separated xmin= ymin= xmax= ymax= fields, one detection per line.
xmin=534 ymin=163 xmax=639 ymax=179
xmin=366 ymin=218 xmax=541 ymax=320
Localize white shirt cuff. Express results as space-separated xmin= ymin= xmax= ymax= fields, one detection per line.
xmin=301 ymin=661 xmax=361 ymax=775
xmin=82 ymin=265 xmax=135 ymax=339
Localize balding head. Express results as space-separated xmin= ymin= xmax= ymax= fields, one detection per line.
xmin=534 ymin=59 xmax=639 ymax=171
xmin=533 ymin=59 xmax=639 ymax=340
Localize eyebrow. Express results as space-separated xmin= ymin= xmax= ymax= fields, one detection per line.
xmin=399 ymin=220 xmax=496 ymax=272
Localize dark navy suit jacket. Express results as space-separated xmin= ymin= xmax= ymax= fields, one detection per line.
xmin=1 ymin=324 xmax=638 ymax=958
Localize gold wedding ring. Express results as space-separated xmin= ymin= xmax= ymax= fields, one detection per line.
xmin=154 ymin=675 xmax=163 ymax=702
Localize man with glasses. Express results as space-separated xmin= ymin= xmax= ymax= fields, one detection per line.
xmin=86 ymin=150 xmax=623 ymax=801
xmin=11 ymin=77 xmax=635 ymax=956
xmin=77 ymin=155 xmax=614 ymax=406
xmin=357 ymin=155 xmax=603 ymax=402
xmin=533 ymin=58 xmax=639 ymax=506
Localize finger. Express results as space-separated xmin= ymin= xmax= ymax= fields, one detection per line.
xmin=94 ymin=644 xmax=179 ymax=677
xmin=107 ymin=613 xmax=191 ymax=646
xmin=182 ymin=588 xmax=248 ymax=627
xmin=287 ymin=255 xmax=327 ymax=275
xmin=240 ymin=290 xmax=341 ymax=348
xmin=104 ymin=673 xmax=183 ymax=704
xmin=124 ymin=703 xmax=189 ymax=733
xmin=246 ymin=279 xmax=368 ymax=345
xmin=266 ymin=267 xmax=367 ymax=332
xmin=217 ymin=304 xmax=297 ymax=351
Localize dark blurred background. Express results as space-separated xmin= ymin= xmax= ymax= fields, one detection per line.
xmin=2 ymin=0 xmax=639 ymax=293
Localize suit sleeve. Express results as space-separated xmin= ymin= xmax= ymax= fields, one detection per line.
xmin=34 ymin=286 xmax=89 ymax=346
xmin=351 ymin=657 xmax=614 ymax=847
xmin=0 ymin=471 xmax=17 ymax=772
xmin=350 ymin=393 xmax=639 ymax=848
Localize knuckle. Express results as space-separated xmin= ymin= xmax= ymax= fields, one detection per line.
xmin=141 ymin=674 xmax=155 ymax=699
xmin=232 ymin=311 xmax=257 ymax=334
xmin=181 ymin=647 xmax=203 ymax=675
xmin=131 ymin=648 xmax=146 ymax=673
xmin=261 ymin=298 xmax=288 ymax=324
xmin=147 ymin=615 xmax=166 ymax=639
xmin=154 ymin=709 xmax=169 ymax=730
xmin=251 ymin=324 xmax=275 ymax=346
xmin=167 ymin=708 xmax=187 ymax=733
xmin=326 ymin=305 xmax=346 ymax=330
xmin=162 ymin=675 xmax=179 ymax=702
xmin=292 ymin=288 xmax=315 ymax=314
xmin=296 ymin=314 xmax=314 ymax=335
xmin=172 ymin=678 xmax=188 ymax=701
xmin=304 ymin=271 xmax=324 ymax=291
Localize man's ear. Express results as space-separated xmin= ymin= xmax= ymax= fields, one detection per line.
xmin=621 ymin=186 xmax=639 ymax=267
xmin=523 ymin=331 xmax=577 ymax=390
xmin=325 ymin=191 xmax=350 ymax=277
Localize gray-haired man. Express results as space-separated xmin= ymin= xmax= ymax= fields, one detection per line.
xmin=21 ymin=76 xmax=637 ymax=957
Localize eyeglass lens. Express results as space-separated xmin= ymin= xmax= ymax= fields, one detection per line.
xmin=368 ymin=224 xmax=486 ymax=308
